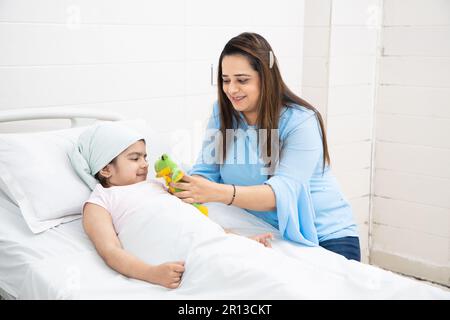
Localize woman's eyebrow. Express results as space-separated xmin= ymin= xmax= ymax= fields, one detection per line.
xmin=222 ymin=74 xmax=251 ymax=77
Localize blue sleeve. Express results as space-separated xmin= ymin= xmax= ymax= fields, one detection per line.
xmin=188 ymin=102 xmax=222 ymax=183
xmin=264 ymin=113 xmax=322 ymax=246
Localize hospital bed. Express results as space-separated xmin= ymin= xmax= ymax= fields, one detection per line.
xmin=0 ymin=108 xmax=448 ymax=300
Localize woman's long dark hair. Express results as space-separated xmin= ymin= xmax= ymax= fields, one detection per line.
xmin=217 ymin=32 xmax=330 ymax=170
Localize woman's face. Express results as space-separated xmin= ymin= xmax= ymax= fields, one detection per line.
xmin=104 ymin=140 xmax=149 ymax=187
xmin=221 ymin=54 xmax=261 ymax=124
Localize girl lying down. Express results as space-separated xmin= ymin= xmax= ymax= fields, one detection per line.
xmin=69 ymin=123 xmax=449 ymax=299
xmin=69 ymin=123 xmax=275 ymax=289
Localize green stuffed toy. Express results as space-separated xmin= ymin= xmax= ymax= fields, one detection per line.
xmin=154 ymin=154 xmax=208 ymax=216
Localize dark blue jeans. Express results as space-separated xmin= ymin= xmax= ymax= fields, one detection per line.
xmin=319 ymin=236 xmax=361 ymax=261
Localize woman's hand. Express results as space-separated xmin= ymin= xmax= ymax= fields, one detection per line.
xmin=249 ymin=233 xmax=274 ymax=248
xmin=170 ymin=175 xmax=276 ymax=211
xmin=170 ymin=174 xmax=228 ymax=204
xmin=147 ymin=261 xmax=185 ymax=289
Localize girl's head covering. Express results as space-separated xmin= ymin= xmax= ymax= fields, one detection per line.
xmin=69 ymin=122 xmax=145 ymax=190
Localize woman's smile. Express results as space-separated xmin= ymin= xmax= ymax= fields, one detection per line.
xmin=230 ymin=95 xmax=246 ymax=104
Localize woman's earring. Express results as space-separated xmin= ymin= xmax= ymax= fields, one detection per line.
xmin=269 ymin=51 xmax=274 ymax=69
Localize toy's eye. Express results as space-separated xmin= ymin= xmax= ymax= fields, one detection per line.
xmin=161 ymin=155 xmax=167 ymax=160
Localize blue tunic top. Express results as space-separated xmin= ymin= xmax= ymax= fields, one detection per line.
xmin=189 ymin=101 xmax=358 ymax=247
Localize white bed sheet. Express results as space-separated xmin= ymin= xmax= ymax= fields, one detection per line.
xmin=0 ymin=194 xmax=449 ymax=300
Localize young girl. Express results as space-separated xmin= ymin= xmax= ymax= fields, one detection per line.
xmin=69 ymin=122 xmax=274 ymax=290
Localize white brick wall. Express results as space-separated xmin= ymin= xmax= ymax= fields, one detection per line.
xmin=301 ymin=0 xmax=331 ymax=118
xmin=302 ymin=0 xmax=382 ymax=263
xmin=303 ymin=0 xmax=449 ymax=286
xmin=0 ymin=0 xmax=305 ymax=165
xmin=372 ymin=0 xmax=450 ymax=286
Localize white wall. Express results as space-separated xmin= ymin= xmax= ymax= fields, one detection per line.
xmin=302 ymin=0 xmax=382 ymax=263
xmin=0 ymin=0 xmax=305 ymax=165
xmin=302 ymin=0 xmax=449 ymax=286
xmin=370 ymin=0 xmax=450 ymax=286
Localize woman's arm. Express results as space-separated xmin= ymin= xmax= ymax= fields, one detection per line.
xmin=83 ymin=203 xmax=185 ymax=289
xmin=187 ymin=102 xmax=222 ymax=183
xmin=171 ymin=175 xmax=276 ymax=211
xmin=173 ymin=113 xmax=322 ymax=218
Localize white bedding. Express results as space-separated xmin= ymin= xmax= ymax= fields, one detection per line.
xmin=0 ymin=194 xmax=449 ymax=300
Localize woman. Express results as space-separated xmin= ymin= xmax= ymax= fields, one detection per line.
xmin=170 ymin=32 xmax=360 ymax=261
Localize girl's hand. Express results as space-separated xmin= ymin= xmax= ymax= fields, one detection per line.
xmin=170 ymin=174 xmax=221 ymax=204
xmin=148 ymin=261 xmax=185 ymax=289
xmin=250 ymin=233 xmax=274 ymax=248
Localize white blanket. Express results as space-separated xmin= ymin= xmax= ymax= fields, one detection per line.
xmin=1 ymin=195 xmax=448 ymax=300
xmin=117 ymin=202 xmax=449 ymax=300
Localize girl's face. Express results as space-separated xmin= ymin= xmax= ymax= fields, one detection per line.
xmin=102 ymin=140 xmax=149 ymax=187
xmin=221 ymin=54 xmax=261 ymax=125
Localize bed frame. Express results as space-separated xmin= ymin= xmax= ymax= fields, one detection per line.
xmin=0 ymin=107 xmax=124 ymax=127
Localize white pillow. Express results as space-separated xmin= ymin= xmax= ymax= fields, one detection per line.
xmin=0 ymin=119 xmax=148 ymax=234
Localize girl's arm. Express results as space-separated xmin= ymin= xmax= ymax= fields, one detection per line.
xmin=83 ymin=203 xmax=185 ymax=289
